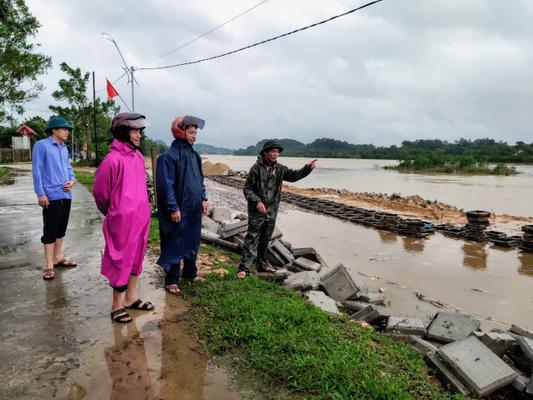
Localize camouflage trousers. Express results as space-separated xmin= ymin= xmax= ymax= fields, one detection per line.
xmin=238 ymin=214 xmax=276 ymax=272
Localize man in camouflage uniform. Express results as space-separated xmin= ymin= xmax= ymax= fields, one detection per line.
xmin=237 ymin=140 xmax=317 ymax=278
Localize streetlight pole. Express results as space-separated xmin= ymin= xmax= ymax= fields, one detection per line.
xmin=102 ymin=32 xmax=137 ymax=112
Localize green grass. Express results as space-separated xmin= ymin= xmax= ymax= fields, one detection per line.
xmin=0 ymin=166 xmax=11 ymax=181
xmin=74 ymin=170 xmax=95 ymax=192
xmin=181 ymin=253 xmax=469 ymax=400
xmin=149 ymin=217 xmax=160 ymax=246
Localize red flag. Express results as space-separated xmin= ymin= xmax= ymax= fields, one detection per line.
xmin=106 ymin=79 xmax=119 ymax=102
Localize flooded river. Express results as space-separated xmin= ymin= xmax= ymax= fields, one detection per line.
xmin=204 ymin=155 xmax=533 ymax=218
xmin=204 ymin=164 xmax=533 ymax=331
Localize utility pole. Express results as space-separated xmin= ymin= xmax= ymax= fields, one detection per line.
xmin=92 ymin=71 xmax=99 ymax=164
xmin=102 ymin=33 xmax=138 ymax=112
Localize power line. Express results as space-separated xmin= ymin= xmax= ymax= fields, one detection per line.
xmin=139 ymin=0 xmax=271 ymax=67
xmin=95 ymin=71 xmax=127 ymax=94
xmin=137 ymin=0 xmax=384 ymax=71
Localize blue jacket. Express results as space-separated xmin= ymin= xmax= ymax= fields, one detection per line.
xmin=156 ymin=139 xmax=206 ymax=269
xmin=32 ymin=136 xmax=75 ymax=200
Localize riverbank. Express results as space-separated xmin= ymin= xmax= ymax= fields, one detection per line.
xmin=282 ymin=185 xmax=533 ymax=230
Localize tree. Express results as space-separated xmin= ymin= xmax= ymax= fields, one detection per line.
xmin=0 ymin=0 xmax=52 ymax=121
xmin=49 ymin=62 xmax=120 ymax=162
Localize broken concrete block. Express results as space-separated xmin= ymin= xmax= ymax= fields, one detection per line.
xmin=292 ymin=247 xmax=328 ymax=269
xmin=202 ymin=216 xmax=220 ymax=234
xmin=305 ymin=291 xmax=340 ymax=315
xmin=211 ymin=207 xmax=233 ymax=223
xmin=293 ymin=257 xmax=321 ymax=272
xmin=427 ymin=312 xmax=480 ymax=343
xmin=437 ymin=336 xmax=518 ymax=397
xmin=516 ymin=336 xmax=533 ymax=363
xmin=283 ymin=271 xmax=320 ymax=292
xmin=408 ymin=336 xmax=439 ymax=355
xmin=267 ymin=245 xmax=286 ymax=266
xmin=272 ymin=240 xmax=294 ymax=264
xmin=386 ymin=317 xmax=426 ymax=336
xmin=201 ymin=230 xmax=240 ymax=251
xmin=275 ymin=268 xmax=291 ymax=280
xmin=349 ymin=305 xmax=380 ymax=323
xmin=357 ymin=292 xmax=386 ymax=306
xmin=479 ymin=332 xmax=516 ymax=356
xmin=320 ymin=264 xmax=366 ymax=301
xmin=219 ymin=219 xmax=248 ymax=239
xmin=271 ymin=226 xmax=283 ymax=241
xmin=527 ymin=375 xmax=533 ymax=395
xmin=424 ymin=352 xmax=471 ymax=396
xmin=512 ymin=372 xmax=530 ymax=393
xmin=340 ymin=300 xmax=369 ymax=312
xmin=233 ymin=212 xmax=248 ymax=220
xmin=232 ymin=235 xmax=245 ymax=249
xmin=511 ymin=325 xmax=533 ymax=340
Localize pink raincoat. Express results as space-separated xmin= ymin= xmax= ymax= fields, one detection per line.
xmin=93 ymin=139 xmax=151 ymax=286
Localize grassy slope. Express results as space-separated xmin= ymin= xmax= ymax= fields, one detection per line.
xmin=0 ymin=166 xmax=11 ymax=181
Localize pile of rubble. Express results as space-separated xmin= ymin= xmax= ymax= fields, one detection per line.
xmin=202 ymin=207 xmax=533 ymax=398
xmin=521 ymin=225 xmax=533 ymax=253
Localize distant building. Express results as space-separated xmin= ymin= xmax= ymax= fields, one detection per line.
xmin=13 ymin=124 xmax=36 ymax=150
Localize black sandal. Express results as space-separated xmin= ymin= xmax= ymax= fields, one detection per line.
xmin=111 ymin=308 xmax=132 ymax=323
xmin=125 ymin=299 xmax=154 ymax=311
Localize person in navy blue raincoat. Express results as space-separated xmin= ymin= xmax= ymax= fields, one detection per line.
xmin=156 ymin=115 xmax=208 ymax=294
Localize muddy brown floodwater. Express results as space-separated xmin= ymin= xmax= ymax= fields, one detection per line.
xmin=0 ymin=166 xmax=243 ymax=400
xmin=205 ymin=178 xmax=533 ymax=331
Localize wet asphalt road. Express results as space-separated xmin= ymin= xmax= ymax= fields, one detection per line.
xmin=0 ymin=167 xmax=242 ymax=400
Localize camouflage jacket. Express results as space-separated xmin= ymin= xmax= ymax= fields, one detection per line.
xmin=243 ymin=156 xmax=312 ymax=219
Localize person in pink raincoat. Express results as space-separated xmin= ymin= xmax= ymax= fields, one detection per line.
xmin=93 ymin=113 xmax=153 ymax=323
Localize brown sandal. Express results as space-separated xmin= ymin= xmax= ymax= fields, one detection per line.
xmin=43 ymin=268 xmax=55 ymax=280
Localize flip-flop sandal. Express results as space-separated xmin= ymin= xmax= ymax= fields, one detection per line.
xmin=111 ymin=308 xmax=132 ymax=323
xmin=43 ymin=268 xmax=55 ymax=280
xmin=54 ymin=258 xmax=77 ymax=268
xmin=125 ymin=299 xmax=155 ymax=311
xmin=165 ymin=284 xmax=181 ymax=295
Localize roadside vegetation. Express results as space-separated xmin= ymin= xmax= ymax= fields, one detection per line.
xmin=179 ymin=244 xmax=468 ymax=400
xmin=0 ymin=166 xmax=12 ymax=183
xmin=385 ymin=154 xmax=517 ymax=175
xmin=74 ymin=170 xmax=95 ymax=192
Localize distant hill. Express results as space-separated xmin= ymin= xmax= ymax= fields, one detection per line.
xmin=194 ymin=143 xmax=234 ymax=155
xmin=234 ymin=138 xmax=306 ymax=155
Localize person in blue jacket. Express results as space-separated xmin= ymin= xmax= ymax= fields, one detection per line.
xmin=32 ymin=117 xmax=77 ymax=280
xmin=156 ymin=115 xmax=208 ymax=294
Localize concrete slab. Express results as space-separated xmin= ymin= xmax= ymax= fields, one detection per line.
xmin=479 ymin=332 xmax=516 ymax=356
xmin=211 ymin=207 xmax=232 ymax=223
xmin=272 ymin=240 xmax=295 ymax=264
xmin=527 ymin=375 xmax=533 ymax=395
xmin=511 ymin=373 xmax=530 ymax=393
xmin=293 ymin=257 xmax=321 ymax=272
xmin=437 ymin=336 xmax=518 ymax=397
xmin=357 ymin=292 xmax=386 ymax=306
xmin=408 ymin=336 xmax=439 ymax=355
xmin=511 ymin=325 xmax=533 ymax=340
xmin=516 ymin=336 xmax=533 ymax=363
xmin=305 ymin=291 xmax=340 ymax=315
xmin=424 ymin=352 xmax=471 ymax=396
xmin=427 ymin=312 xmax=480 ymax=343
xmin=386 ymin=317 xmax=426 ymax=336
xmin=283 ymin=271 xmax=320 ymax=292
xmin=349 ymin=305 xmax=380 ymax=323
xmin=320 ymin=264 xmax=366 ymax=301
xmin=219 ymin=219 xmax=248 ymax=238
xmin=340 ymin=300 xmax=369 ymax=312
xmin=202 ymin=216 xmax=220 ymax=234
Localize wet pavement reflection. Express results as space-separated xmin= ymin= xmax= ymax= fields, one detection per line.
xmin=0 ymin=168 xmax=242 ymax=400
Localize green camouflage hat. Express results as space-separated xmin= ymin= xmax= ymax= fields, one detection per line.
xmin=260 ymin=140 xmax=284 ymax=154
xmin=45 ymin=117 xmax=73 ymax=133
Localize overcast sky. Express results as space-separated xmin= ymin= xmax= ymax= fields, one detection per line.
xmin=22 ymin=0 xmax=533 ymax=148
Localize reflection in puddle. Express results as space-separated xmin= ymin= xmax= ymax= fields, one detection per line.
xmin=462 ymin=242 xmax=487 ymax=270
xmin=377 ymin=230 xmax=397 ymax=243
xmin=518 ymin=251 xmax=533 ymax=277
xmin=402 ymin=237 xmax=426 ymax=253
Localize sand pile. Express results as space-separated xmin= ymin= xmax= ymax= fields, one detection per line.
xmin=202 ymin=161 xmax=230 ymax=176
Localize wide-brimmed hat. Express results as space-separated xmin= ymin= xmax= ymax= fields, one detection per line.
xmin=45 ymin=117 xmax=73 ymax=133
xmin=260 ymin=140 xmax=284 ymax=154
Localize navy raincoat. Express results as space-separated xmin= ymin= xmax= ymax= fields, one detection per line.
xmin=156 ymin=139 xmax=206 ymax=271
